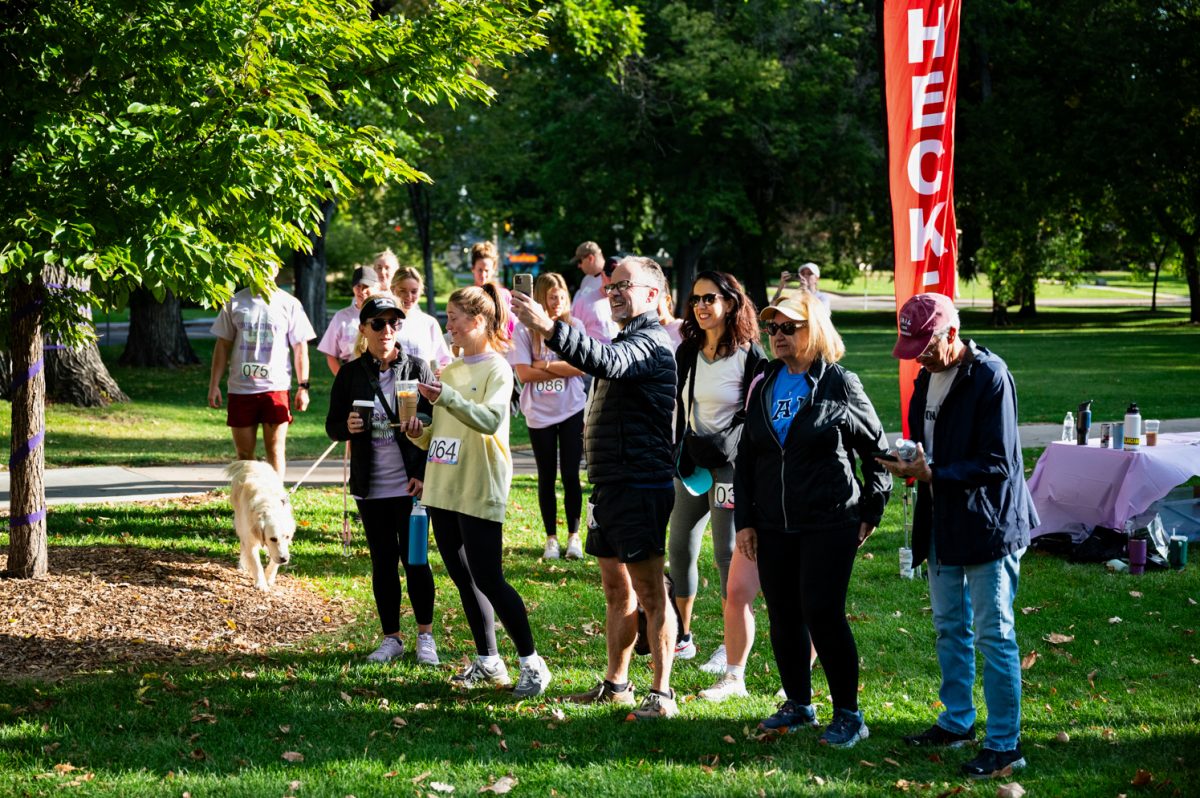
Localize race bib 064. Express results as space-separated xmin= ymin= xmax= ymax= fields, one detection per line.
xmin=428 ymin=437 xmax=461 ymax=466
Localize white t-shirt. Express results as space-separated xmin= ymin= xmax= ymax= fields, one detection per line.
xmin=571 ymin=274 xmax=617 ymax=344
xmin=512 ymin=319 xmax=587 ymax=429
xmin=317 ymin=303 xmax=361 ymax=362
xmin=922 ymin=366 xmax=959 ymax=460
xmin=210 ymin=288 xmax=316 ymax=394
xmin=684 ymin=348 xmax=748 ymax=435
xmin=361 ymin=369 xmax=410 ymax=500
xmin=395 ymin=306 xmax=453 ymax=367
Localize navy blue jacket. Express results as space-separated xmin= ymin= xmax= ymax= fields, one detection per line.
xmin=546 ymin=310 xmax=677 ymax=485
xmin=909 ymin=340 xmax=1038 ymax=567
xmin=734 ymin=357 xmax=891 ymax=534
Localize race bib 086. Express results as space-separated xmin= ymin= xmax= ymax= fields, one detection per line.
xmin=428 ymin=437 xmax=461 ymax=466
xmin=714 ymin=482 xmax=735 ymax=510
xmin=534 ymin=378 xmax=566 ymax=394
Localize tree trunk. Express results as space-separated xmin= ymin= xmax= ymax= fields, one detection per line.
xmin=408 ymin=181 xmax=436 ymax=314
xmin=673 ymin=238 xmax=705 ymax=308
xmin=1182 ymin=235 xmax=1200 ymax=324
xmin=43 ymin=268 xmax=129 ymax=407
xmin=5 ymin=274 xmax=48 ymax=579
xmin=990 ymin=291 xmax=1010 ymax=327
xmin=117 ymin=288 xmax=199 ymax=367
xmin=293 ymin=199 xmax=334 ymax=339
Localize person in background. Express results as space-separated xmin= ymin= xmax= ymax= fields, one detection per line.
xmin=471 ymin=240 xmax=513 ymax=328
xmin=779 ymin=262 xmax=831 ymax=310
xmin=880 ymin=292 xmax=1036 ymax=779
xmin=666 ymin=271 xmax=766 ymax=680
xmin=373 ymin=249 xmax=400 ymax=293
xmin=325 ymin=296 xmax=440 ymax=666
xmin=570 ymin=241 xmax=618 ymax=345
xmin=208 ymin=267 xmax=316 ymax=476
xmin=318 ymin=266 xmax=380 ymax=376
xmin=512 ymin=273 xmax=588 ymax=561
xmin=390 ymin=266 xmax=453 ymax=372
xmin=735 ymin=291 xmax=890 ymax=747
xmin=407 ymin=284 xmax=552 ymax=698
xmin=656 ymin=275 xmax=684 ymax=350
xmin=512 ymin=255 xmax=679 ymax=722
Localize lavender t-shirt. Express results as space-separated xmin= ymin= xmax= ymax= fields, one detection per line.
xmin=512 ymin=318 xmax=587 ymax=429
xmin=210 ymin=287 xmax=316 ymax=394
xmin=395 ymin=307 xmax=453 ymax=367
xmin=361 ymin=369 xmax=410 ymax=500
xmin=317 ymin=303 xmax=361 ymax=362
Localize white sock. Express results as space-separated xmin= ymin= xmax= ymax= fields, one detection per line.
xmin=726 ymin=664 xmax=745 ymax=678
xmin=479 ymin=654 xmax=502 ymax=667
xmin=519 ymin=653 xmax=541 ymax=669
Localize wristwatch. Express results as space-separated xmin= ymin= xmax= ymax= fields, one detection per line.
xmin=297 ymin=381 xmax=311 ymax=390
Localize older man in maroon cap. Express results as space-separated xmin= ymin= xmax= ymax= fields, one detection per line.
xmin=877 ymin=292 xmax=1038 ymax=780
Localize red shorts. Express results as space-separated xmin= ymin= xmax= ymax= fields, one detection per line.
xmin=227 ymin=391 xmax=292 ymax=428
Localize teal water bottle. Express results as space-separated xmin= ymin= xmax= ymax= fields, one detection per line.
xmin=408 ymin=501 xmax=429 ymax=565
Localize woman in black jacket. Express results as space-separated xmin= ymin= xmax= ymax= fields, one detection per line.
xmin=734 ymin=291 xmax=890 ymax=747
xmin=326 ymin=296 xmax=440 ymax=666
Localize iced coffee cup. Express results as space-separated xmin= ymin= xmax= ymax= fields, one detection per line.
xmin=396 ymin=380 xmax=419 ymax=423
xmin=1145 ymin=419 xmax=1160 ymax=446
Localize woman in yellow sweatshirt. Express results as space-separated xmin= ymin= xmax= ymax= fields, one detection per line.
xmin=408 ymin=284 xmax=551 ymax=698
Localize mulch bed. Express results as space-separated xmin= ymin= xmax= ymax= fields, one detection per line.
xmin=0 ymin=545 xmax=354 ymax=681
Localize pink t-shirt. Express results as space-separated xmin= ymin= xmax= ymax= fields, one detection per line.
xmin=571 ymin=274 xmax=617 ymax=344
xmin=211 ymin=287 xmax=316 ymax=394
xmin=317 ymin=303 xmax=361 ymax=362
xmin=512 ymin=318 xmax=587 ymax=429
xmin=395 ymin=306 xmax=453 ymax=367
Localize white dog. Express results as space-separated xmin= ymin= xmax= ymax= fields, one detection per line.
xmin=226 ymin=460 xmax=296 ymax=591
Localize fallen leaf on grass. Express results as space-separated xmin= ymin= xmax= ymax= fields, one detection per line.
xmin=281 ymin=752 xmax=304 ymax=763
xmin=53 ymin=763 xmax=78 ymax=774
xmin=339 ymin=692 xmax=353 ymax=703
xmin=412 ymin=771 xmax=431 ymax=784
xmin=1044 ymin=632 xmax=1074 ymax=644
xmin=1088 ymin=669 xmax=1099 ymax=689
xmin=498 ymin=739 xmax=508 ymax=752
xmin=1188 ymin=598 xmax=1197 ymax=606
xmin=1056 ymin=731 xmax=1070 ymax=743
xmin=813 ymin=775 xmax=826 ymax=786
xmin=859 ymin=760 xmax=877 ymax=767
xmin=279 ymin=725 xmax=291 ymax=734
xmin=1109 ymin=616 xmax=1123 ymax=624
xmin=996 ymin=782 xmax=1025 ymax=798
xmin=1131 ymin=769 xmax=1153 ymax=786
xmin=479 ymin=775 xmax=517 ymax=794
xmin=884 ymin=757 xmax=901 ymax=767
xmin=489 ymin=724 xmax=503 ymax=736
xmin=1020 ymin=606 xmax=1042 ymax=615
xmin=430 ymin=782 xmax=455 ymax=793
xmin=190 ymin=749 xmax=207 ymax=761
xmin=289 ymin=782 xmax=301 ymax=792
xmin=1020 ymin=650 xmax=1039 ymax=670
xmin=934 ymin=786 xmax=964 ymax=797
xmin=1129 ymin=591 xmax=1143 ymax=598
xmin=722 ymin=735 xmax=736 ymax=744
xmin=393 ymin=717 xmax=408 ymax=728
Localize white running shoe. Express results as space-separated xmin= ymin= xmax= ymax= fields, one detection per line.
xmin=564 ymin=534 xmax=584 ymax=560
xmin=451 ymin=658 xmax=511 ymax=689
xmin=365 ymin=636 xmax=404 ymax=663
xmin=543 ymin=537 xmax=561 ymax=560
xmin=674 ymin=635 xmax=697 ymax=660
xmin=699 ymin=643 xmax=728 ymax=674
xmin=699 ymin=672 xmax=749 ymax=702
xmin=512 ymin=657 xmax=553 ymax=698
xmin=415 ymin=633 xmax=439 ymax=666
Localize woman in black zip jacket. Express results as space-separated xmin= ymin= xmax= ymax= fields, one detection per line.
xmin=326 ymin=296 xmax=440 ymax=666
xmin=733 ymin=291 xmax=891 ymax=748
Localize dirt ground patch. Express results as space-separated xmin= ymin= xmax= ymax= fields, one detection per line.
xmin=0 ymin=545 xmax=353 ymax=681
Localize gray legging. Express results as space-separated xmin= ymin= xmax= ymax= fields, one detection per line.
xmin=668 ymin=464 xmax=736 ymax=598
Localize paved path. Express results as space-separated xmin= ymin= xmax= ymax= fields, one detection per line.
xmin=5 ymin=420 xmax=1198 ymax=510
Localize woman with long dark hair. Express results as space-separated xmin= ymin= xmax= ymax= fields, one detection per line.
xmin=668 ymin=271 xmax=766 ymax=677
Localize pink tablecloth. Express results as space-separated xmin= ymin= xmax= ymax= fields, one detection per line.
xmin=1029 ymin=432 xmax=1200 ymax=538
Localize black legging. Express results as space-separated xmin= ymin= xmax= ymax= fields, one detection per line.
xmin=356 ymin=496 xmax=436 ymax=635
xmin=527 ymin=409 xmax=584 ymax=539
xmin=427 ymin=507 xmax=536 ymax=658
xmin=756 ymin=524 xmax=861 ymax=711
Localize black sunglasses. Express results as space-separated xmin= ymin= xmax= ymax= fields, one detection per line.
xmin=368 ymin=317 xmax=402 ymax=332
xmin=766 ymin=320 xmax=807 ymax=336
xmin=688 ymin=293 xmax=722 ymax=307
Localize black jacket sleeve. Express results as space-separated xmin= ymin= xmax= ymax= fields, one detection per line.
xmin=842 ymin=370 xmax=892 ymax=526
xmin=547 ymin=314 xmax=668 ymax=380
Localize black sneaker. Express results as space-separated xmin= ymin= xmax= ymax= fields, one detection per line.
xmin=961 ymin=745 xmax=1026 ymax=779
xmin=903 ymin=722 xmax=976 ymax=748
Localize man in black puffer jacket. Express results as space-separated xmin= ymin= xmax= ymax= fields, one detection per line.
xmin=512 ymin=255 xmax=679 ymax=721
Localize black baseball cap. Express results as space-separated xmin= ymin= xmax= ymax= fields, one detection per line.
xmin=359 ymin=296 xmax=405 ymax=324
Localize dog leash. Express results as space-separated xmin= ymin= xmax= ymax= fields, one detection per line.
xmin=287 ymin=439 xmax=341 ymax=497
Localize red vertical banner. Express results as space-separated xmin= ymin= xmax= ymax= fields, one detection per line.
xmin=883 ymin=0 xmax=960 ymax=436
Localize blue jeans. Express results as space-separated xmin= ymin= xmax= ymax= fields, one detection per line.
xmin=928 ymin=536 xmax=1024 ymax=751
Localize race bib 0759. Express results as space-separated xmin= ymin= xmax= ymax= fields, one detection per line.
xmin=714 ymin=482 xmax=735 ymax=510
xmin=428 ymin=437 xmax=461 ymax=466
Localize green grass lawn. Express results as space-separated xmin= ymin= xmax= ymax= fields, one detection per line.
xmin=1 ymin=307 xmax=1195 ymax=468
xmin=1 ymin=478 xmax=1197 ymax=796
xmin=830 ymin=269 xmax=1192 ymax=301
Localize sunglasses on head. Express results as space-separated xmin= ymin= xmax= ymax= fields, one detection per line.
xmin=368 ymin=317 xmax=402 ymax=332
xmin=688 ymin=292 xmax=723 ymax=307
xmin=766 ymin=320 xmax=807 ymax=336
